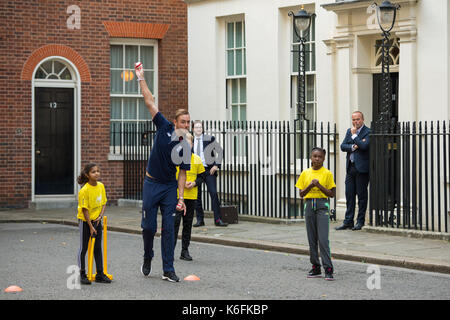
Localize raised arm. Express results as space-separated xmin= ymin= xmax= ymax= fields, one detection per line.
xmin=135 ymin=62 xmax=158 ymax=119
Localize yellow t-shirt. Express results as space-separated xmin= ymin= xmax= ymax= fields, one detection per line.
xmin=77 ymin=182 xmax=107 ymax=221
xmin=295 ymin=166 xmax=336 ymax=199
xmin=176 ymin=154 xmax=206 ymax=200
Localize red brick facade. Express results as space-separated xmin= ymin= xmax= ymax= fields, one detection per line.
xmin=0 ymin=0 xmax=188 ymax=209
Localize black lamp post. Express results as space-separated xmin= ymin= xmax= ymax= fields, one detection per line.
xmin=374 ymin=0 xmax=400 ymax=124
xmin=371 ymin=1 xmax=401 ymax=226
xmin=289 ymin=7 xmax=315 ymax=120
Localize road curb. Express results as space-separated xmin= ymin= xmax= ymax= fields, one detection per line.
xmin=2 ymin=219 xmax=449 ymax=275
xmin=363 ymin=226 xmax=450 ymax=242
xmin=188 ymin=234 xmax=450 ymax=274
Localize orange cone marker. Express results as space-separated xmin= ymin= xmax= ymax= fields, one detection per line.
xmin=184 ymin=275 xmax=200 ymax=281
xmin=4 ymin=285 xmax=23 ymax=293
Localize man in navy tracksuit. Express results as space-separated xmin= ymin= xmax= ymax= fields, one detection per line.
xmin=135 ymin=63 xmax=191 ymax=283
xmin=336 ymin=111 xmax=370 ymax=231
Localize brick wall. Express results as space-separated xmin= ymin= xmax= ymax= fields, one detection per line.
xmin=0 ymin=0 xmax=187 ymax=209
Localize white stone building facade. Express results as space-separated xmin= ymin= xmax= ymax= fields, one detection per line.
xmin=185 ymin=0 xmax=450 ymax=219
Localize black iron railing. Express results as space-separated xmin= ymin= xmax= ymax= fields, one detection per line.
xmin=112 ymin=119 xmax=450 ymax=232
xmin=110 ymin=121 xmax=156 ymax=200
xmin=110 ymin=120 xmax=338 ymax=219
xmin=370 ymin=121 xmax=449 ymax=233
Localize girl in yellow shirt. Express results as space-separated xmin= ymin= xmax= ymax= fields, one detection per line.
xmin=76 ymin=163 xmax=111 ymax=285
xmin=295 ymin=147 xmax=336 ymax=281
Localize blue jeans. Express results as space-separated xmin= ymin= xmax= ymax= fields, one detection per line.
xmin=141 ymin=176 xmax=177 ymax=272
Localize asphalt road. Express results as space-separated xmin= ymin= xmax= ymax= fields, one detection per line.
xmin=1 ymin=223 xmax=449 ymax=301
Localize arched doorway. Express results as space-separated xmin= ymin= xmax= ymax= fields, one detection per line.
xmin=32 ymin=57 xmax=80 ymax=198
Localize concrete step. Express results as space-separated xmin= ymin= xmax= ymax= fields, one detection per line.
xmin=29 ymin=198 xmax=77 ymax=210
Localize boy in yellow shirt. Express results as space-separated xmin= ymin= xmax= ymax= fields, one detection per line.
xmin=295 ymin=147 xmax=336 ymax=281
xmin=174 ymin=132 xmax=206 ymax=261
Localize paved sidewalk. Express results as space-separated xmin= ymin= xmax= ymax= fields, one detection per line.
xmin=1 ymin=206 xmax=449 ymax=274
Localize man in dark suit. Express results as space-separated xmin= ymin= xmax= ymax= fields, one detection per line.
xmin=191 ymin=121 xmax=228 ymax=227
xmin=336 ymin=111 xmax=370 ymax=231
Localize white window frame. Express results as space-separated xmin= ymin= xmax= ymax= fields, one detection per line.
xmin=224 ymin=19 xmax=247 ymax=159
xmin=227 ymin=78 xmax=247 ymax=121
xmin=290 ymin=74 xmax=317 ymax=121
xmin=109 ymin=38 xmax=158 ymax=155
xmin=225 ymin=20 xmax=246 ymax=122
xmin=226 ymin=20 xmax=246 ymax=78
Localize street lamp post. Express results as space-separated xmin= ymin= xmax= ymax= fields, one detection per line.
xmin=371 ymin=0 xmax=401 ymax=226
xmin=289 ymin=7 xmax=315 ymax=219
xmin=374 ymin=0 xmax=400 ymax=124
xmin=289 ymin=7 xmax=315 ymax=120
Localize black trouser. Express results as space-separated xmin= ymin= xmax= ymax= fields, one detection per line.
xmin=78 ymin=219 xmax=103 ymax=274
xmin=174 ymin=199 xmax=196 ymax=252
xmin=196 ymin=170 xmax=222 ymax=222
xmin=344 ymin=162 xmax=370 ymax=227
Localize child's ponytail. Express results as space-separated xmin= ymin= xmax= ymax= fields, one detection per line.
xmin=77 ymin=163 xmax=97 ymax=185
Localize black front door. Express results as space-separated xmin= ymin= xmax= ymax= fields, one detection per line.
xmin=35 ymin=87 xmax=74 ymax=194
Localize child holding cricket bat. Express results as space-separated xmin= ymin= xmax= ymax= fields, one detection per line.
xmin=77 ymin=163 xmax=111 ymax=285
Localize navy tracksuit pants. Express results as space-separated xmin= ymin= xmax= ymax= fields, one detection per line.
xmin=141 ymin=176 xmax=178 ymax=273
